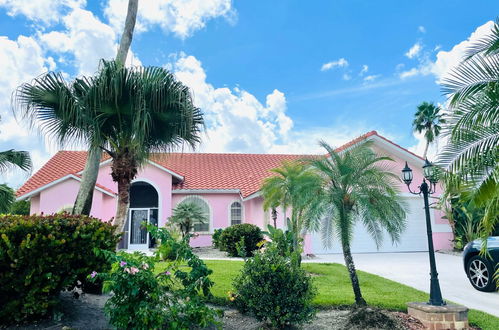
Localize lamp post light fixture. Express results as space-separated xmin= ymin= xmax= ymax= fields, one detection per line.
xmin=402 ymin=159 xmax=445 ymax=306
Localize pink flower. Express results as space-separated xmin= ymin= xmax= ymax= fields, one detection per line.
xmin=130 ymin=267 xmax=139 ymax=275
xmin=124 ymin=267 xmax=131 ymax=274
xmin=90 ymin=271 xmax=98 ymax=278
xmin=165 ymin=271 xmax=171 ymax=276
xmin=120 ymin=261 xmax=127 ymax=267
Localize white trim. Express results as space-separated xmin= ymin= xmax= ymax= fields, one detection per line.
xmin=228 ymin=200 xmax=244 ymax=226
xmin=173 ymin=189 xmax=241 ymax=194
xmin=175 ymin=195 xmax=213 ymax=234
xmin=131 ymin=178 xmax=162 ymax=230
xmin=370 ymin=135 xmax=425 ymax=166
xmin=16 ymin=174 xmax=116 ymax=201
xmin=242 ymin=191 xmax=261 ymax=201
xmin=77 ymin=158 xmax=184 ymax=181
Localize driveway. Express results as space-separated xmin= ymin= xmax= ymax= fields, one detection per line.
xmin=304 ymin=252 xmax=499 ymax=317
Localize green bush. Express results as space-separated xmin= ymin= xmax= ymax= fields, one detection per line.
xmin=218 ymin=224 xmax=263 ymax=257
xmin=92 ymin=225 xmax=220 ymax=329
xmin=0 ymin=214 xmax=120 ymax=324
xmin=212 ymin=228 xmax=223 ymax=249
xmin=232 ymin=247 xmax=316 ymax=328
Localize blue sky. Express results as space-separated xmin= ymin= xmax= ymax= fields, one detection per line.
xmin=0 ymin=0 xmax=498 ymax=187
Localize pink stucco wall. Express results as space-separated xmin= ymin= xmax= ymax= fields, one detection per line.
xmin=27 ymin=140 xmax=454 ymax=252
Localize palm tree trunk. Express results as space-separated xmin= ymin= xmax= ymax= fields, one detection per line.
xmin=342 ymin=241 xmax=366 ymax=306
xmin=112 ymin=149 xmax=138 ymax=236
xmin=423 ymin=140 xmax=430 ymax=159
xmin=116 ymin=0 xmax=139 ymax=64
xmin=72 ymin=147 xmax=100 ymax=215
xmin=72 ymin=0 xmax=138 ymax=216
xmin=271 ymin=207 xmax=277 ymax=228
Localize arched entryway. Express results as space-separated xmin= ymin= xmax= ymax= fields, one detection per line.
xmin=127 ymin=181 xmax=159 ymax=250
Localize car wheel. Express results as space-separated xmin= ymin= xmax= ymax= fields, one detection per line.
xmin=466 ymin=255 xmax=497 ymax=292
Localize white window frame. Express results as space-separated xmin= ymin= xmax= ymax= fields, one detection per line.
xmin=228 ymin=200 xmax=244 ymax=227
xmin=176 ymin=195 xmax=213 ymax=234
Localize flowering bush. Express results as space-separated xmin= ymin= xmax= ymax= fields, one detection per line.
xmin=91 ymin=224 xmax=220 ymax=329
xmin=0 ymin=214 xmax=119 ymax=324
xmin=232 ymin=246 xmax=316 ymax=328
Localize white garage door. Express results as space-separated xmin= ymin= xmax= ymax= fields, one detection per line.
xmin=311 ymin=196 xmax=430 ymax=254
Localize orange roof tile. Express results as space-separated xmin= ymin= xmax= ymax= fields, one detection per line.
xmin=16 ymin=131 xmax=423 ymax=198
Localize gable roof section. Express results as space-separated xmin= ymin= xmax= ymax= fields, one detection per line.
xmin=16 ymin=131 xmax=423 ymax=199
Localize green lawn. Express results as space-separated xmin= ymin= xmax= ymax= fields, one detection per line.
xmin=158 ymin=260 xmax=499 ymax=330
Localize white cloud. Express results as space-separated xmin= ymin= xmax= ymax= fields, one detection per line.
xmin=359 ymin=64 xmax=368 ymax=76
xmin=418 ymin=26 xmax=426 ymax=33
xmin=321 ymin=58 xmax=349 ymax=71
xmin=173 ymin=54 xmax=293 ymax=153
xmin=342 ymin=73 xmax=351 ymax=80
xmin=363 ymin=74 xmax=381 ymax=82
xmin=399 ymin=67 xmax=420 ymax=79
xmin=104 ymin=0 xmax=235 ymax=39
xmin=39 ymin=8 xmax=142 ymax=76
xmin=431 ymin=20 xmax=494 ymax=82
xmin=0 ymin=0 xmax=85 ymax=24
xmin=405 ymin=42 xmax=422 ymax=59
xmin=0 ymin=35 xmax=54 ymax=187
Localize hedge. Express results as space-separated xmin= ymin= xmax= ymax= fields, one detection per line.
xmin=218 ymin=224 xmax=263 ymax=257
xmin=0 ymin=214 xmax=120 ymax=324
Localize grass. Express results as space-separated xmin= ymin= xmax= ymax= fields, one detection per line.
xmin=157 ymin=260 xmax=499 ymax=330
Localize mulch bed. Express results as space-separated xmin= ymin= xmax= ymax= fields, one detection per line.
xmin=4 ymin=291 xmax=434 ymax=330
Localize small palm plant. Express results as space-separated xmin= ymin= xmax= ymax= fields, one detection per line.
xmin=0 ymin=149 xmax=31 ymax=213
xmin=169 ymin=202 xmax=209 ymax=240
xmin=261 ymin=161 xmax=322 ymax=254
xmin=307 ymin=141 xmax=407 ymax=305
xmin=412 ymin=101 xmax=445 ymax=159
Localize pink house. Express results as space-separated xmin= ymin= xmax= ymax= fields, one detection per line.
xmin=16 ymin=131 xmax=454 ymax=254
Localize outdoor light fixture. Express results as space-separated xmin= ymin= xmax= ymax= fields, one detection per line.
xmin=402 ymin=159 xmax=445 ymax=306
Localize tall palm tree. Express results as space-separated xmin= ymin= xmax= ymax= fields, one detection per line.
xmin=169 ymin=202 xmax=209 ymax=240
xmin=73 ymin=0 xmax=139 ymax=215
xmin=438 ymin=18 xmax=499 ymax=238
xmin=307 ymin=141 xmax=407 ymax=305
xmin=412 ymin=101 xmax=446 ymax=159
xmin=261 ymin=161 xmax=322 ymax=253
xmin=15 ymin=60 xmax=203 ymax=234
xmin=0 ymin=149 xmax=32 ymax=213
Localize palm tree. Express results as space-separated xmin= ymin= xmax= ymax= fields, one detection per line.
xmin=73 ymin=0 xmax=139 ymax=216
xmin=261 ymin=161 xmax=322 ymax=254
xmin=412 ymin=101 xmax=446 ymax=159
xmin=15 ymin=60 xmax=203 ymax=234
xmin=0 ymin=149 xmax=32 ymax=213
xmin=169 ymin=202 xmax=209 ymax=239
xmin=307 ymin=141 xmax=407 ymax=305
xmin=438 ymin=18 xmax=499 ymax=238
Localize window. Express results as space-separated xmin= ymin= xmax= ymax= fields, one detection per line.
xmin=179 ymin=196 xmax=210 ymax=232
xmin=230 ymin=201 xmax=242 ymax=225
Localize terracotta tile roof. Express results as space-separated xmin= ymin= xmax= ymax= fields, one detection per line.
xmin=157 ymin=153 xmax=308 ymax=197
xmin=16 ymin=131 xmax=423 ymax=198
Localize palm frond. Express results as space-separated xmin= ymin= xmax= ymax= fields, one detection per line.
xmin=0 ymin=150 xmax=32 ymax=173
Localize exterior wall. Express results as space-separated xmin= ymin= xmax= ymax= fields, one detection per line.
xmin=30 ymin=195 xmax=40 ymax=214
xmin=171 ymin=193 xmax=241 ymax=247
xmin=372 ymin=144 xmax=454 ymax=251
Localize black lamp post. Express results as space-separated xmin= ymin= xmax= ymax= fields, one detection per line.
xmin=402 ymin=159 xmax=445 ymax=306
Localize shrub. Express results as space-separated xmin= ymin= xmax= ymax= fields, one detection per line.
xmin=232 ymin=247 xmax=316 ymax=328
xmin=212 ymin=228 xmax=223 ymax=249
xmin=0 ymin=214 xmax=119 ymax=324
xmin=92 ymin=225 xmax=220 ymax=329
xmin=264 ymin=225 xmax=295 ymax=257
xmin=218 ymin=223 xmax=263 ymax=257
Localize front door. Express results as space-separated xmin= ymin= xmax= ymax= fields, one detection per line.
xmin=128 ymin=208 xmax=149 ymax=250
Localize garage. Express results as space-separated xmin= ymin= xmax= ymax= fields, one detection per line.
xmin=310 ymin=196 xmax=431 ymax=254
